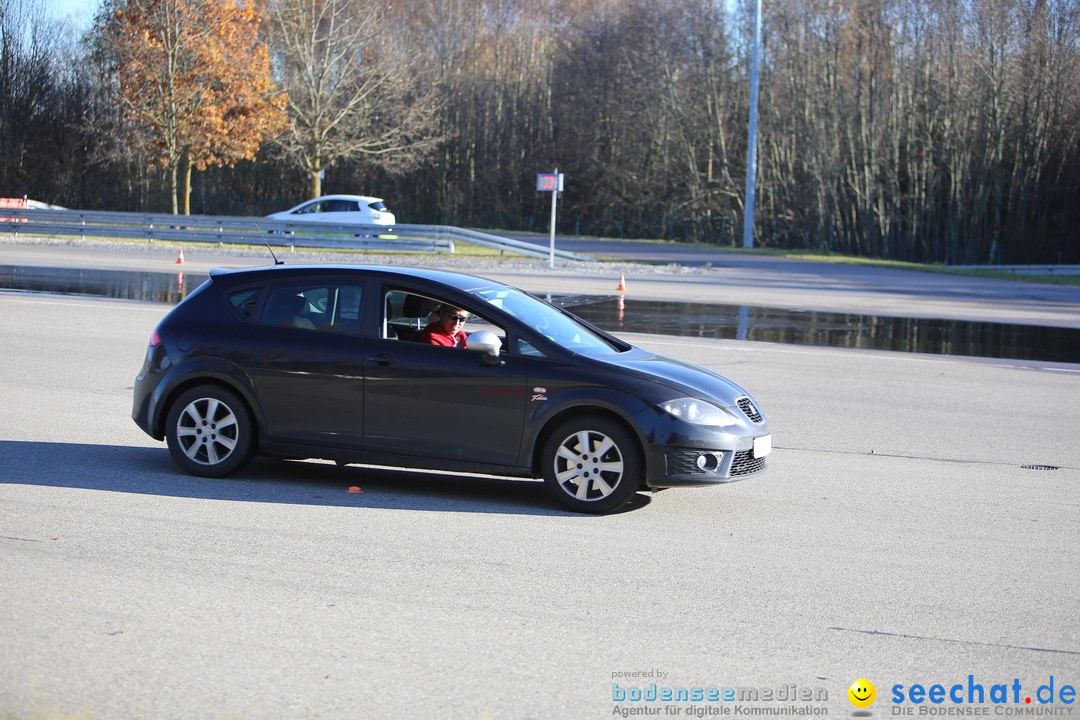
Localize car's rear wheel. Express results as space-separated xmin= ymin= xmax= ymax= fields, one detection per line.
xmin=165 ymin=385 xmax=253 ymax=477
xmin=541 ymin=416 xmax=643 ymax=514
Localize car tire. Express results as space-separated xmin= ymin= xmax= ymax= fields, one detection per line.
xmin=165 ymin=385 xmax=254 ymax=477
xmin=541 ymin=415 xmax=643 ymax=514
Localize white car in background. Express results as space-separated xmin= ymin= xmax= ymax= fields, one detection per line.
xmin=266 ymin=195 xmax=396 ymax=229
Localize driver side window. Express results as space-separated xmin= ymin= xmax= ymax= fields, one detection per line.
xmin=382 ymin=290 xmax=435 ymax=341
xmin=381 ymin=289 xmax=506 ymax=350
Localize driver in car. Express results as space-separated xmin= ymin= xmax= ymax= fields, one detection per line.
xmin=417 ymin=304 xmax=470 ymax=348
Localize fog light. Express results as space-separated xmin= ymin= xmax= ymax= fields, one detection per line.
xmin=696 ymin=452 xmax=723 ymax=473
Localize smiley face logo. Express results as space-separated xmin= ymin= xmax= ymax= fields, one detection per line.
xmin=848 ymin=678 xmax=876 ymax=708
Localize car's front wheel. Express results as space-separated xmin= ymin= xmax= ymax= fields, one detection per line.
xmin=165 ymin=385 xmax=253 ymax=477
xmin=541 ymin=416 xmax=643 ymax=514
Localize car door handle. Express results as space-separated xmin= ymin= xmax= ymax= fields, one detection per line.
xmin=370 ymin=352 xmax=394 ymax=366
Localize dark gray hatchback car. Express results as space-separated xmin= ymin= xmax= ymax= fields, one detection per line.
xmin=133 ymin=265 xmax=770 ymax=513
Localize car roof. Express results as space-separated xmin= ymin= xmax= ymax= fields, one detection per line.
xmin=207 ymin=264 xmax=508 ymax=293
xmin=301 ymin=194 xmax=384 ymax=204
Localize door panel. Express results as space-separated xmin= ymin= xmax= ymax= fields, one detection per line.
xmin=363 ymin=338 xmax=529 ymax=466
xmin=244 ymin=329 xmax=366 ymax=447
xmin=241 ymin=282 xmax=367 ymax=447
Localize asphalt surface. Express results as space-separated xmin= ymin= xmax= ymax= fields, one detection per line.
xmin=1 ymin=240 xmax=1079 ymax=719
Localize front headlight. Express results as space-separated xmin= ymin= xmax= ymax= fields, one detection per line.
xmin=660 ymin=398 xmax=740 ymax=427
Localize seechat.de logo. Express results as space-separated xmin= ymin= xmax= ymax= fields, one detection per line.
xmin=849 ymin=679 xmax=877 ymax=708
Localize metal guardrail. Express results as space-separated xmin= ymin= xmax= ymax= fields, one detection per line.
xmin=0 ymin=208 xmax=594 ymax=262
xmin=389 ymin=222 xmax=593 ymax=261
xmin=950 ymin=264 xmax=1080 ymax=275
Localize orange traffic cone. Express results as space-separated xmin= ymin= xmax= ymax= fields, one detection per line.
xmin=616 ymin=273 xmax=627 ymax=292
xmin=175 ymin=248 xmax=185 ymax=264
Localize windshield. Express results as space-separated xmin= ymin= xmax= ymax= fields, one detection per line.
xmin=470 ymin=287 xmax=622 ymax=357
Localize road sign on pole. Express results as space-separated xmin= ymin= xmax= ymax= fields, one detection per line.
xmin=536 ymin=172 xmax=564 ymax=192
xmin=537 ymin=170 xmax=564 ymax=268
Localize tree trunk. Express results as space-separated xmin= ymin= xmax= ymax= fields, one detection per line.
xmin=169 ymin=160 xmax=179 ymax=215
xmin=183 ymin=154 xmax=192 ymax=216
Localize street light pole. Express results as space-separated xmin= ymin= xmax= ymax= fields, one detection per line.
xmin=549 ymin=167 xmax=558 ymax=269
xmin=742 ymin=0 xmax=762 ymax=249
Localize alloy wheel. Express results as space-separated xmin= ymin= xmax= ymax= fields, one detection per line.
xmin=175 ymin=396 xmax=240 ymax=466
xmin=552 ymin=429 xmax=626 ymax=501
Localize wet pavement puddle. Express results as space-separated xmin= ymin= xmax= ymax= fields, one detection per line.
xmin=2 ymin=264 xmax=1077 ymax=364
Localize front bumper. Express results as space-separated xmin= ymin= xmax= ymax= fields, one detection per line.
xmin=648 ymin=446 xmax=768 ymax=488
xmin=643 ymin=429 xmax=771 ymax=490
xmin=631 ymin=402 xmax=771 ymax=489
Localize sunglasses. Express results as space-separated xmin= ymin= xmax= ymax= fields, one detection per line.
xmin=445 ymin=314 xmax=469 ymax=322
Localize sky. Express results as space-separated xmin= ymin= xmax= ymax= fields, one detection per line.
xmin=44 ymin=0 xmax=98 ymax=30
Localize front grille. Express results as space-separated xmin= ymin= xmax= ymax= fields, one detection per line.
xmin=731 ymin=449 xmax=766 ymax=476
xmin=736 ymin=396 xmax=763 ymax=423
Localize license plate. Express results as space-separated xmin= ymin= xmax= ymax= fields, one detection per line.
xmin=753 ymin=435 xmax=772 ymax=458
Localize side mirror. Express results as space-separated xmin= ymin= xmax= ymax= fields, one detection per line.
xmin=466 ymin=330 xmax=502 ymax=359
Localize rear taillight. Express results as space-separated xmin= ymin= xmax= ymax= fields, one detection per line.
xmin=149 ymin=330 xmax=161 ymax=347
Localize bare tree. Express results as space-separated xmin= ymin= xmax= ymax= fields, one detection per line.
xmin=267 ymin=0 xmax=443 ymax=198
xmin=1 ymin=0 xmax=63 ymax=192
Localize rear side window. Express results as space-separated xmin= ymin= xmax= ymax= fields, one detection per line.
xmin=259 ymin=283 xmax=364 ymax=334
xmin=326 ymin=199 xmax=358 ymax=212
xmin=228 ymin=288 xmax=261 ymax=319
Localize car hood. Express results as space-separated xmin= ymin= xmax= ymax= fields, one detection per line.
xmin=595 ymin=349 xmax=752 ymax=408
